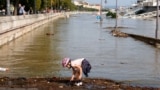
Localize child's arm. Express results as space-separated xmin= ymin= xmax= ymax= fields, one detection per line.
xmin=70 ymin=65 xmax=82 ymax=81
xmin=70 ymin=66 xmax=76 ymax=81
xmin=70 ymin=74 xmax=75 ymax=81
xmin=75 ymin=65 xmax=83 ymax=80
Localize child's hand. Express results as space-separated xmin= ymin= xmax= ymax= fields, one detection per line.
xmin=70 ymin=75 xmax=74 ymax=81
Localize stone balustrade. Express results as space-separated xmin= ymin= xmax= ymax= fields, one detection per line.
xmin=0 ymin=12 xmax=68 ymax=46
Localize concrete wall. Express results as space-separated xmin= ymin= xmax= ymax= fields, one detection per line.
xmin=127 ymin=33 xmax=160 ymax=47
xmin=0 ymin=13 xmax=67 ymax=47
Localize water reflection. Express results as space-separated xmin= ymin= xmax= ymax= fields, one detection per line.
xmin=0 ymin=21 xmax=62 ymax=77
xmin=0 ymin=14 xmax=160 ymax=87
xmin=153 ymin=49 xmax=160 ymax=79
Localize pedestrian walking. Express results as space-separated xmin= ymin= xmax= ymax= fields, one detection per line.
xmin=18 ymin=4 xmax=25 ymax=15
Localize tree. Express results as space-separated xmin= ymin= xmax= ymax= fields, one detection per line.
xmin=36 ymin=0 xmax=41 ymax=11
xmin=41 ymin=0 xmax=47 ymax=10
xmin=11 ymin=0 xmax=19 ymax=15
xmin=0 ymin=0 xmax=76 ymax=15
xmin=61 ymin=0 xmax=76 ymax=10
xmin=0 ymin=0 xmax=6 ymax=10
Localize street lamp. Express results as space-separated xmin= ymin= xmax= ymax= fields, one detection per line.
xmin=34 ymin=0 xmax=36 ymax=14
xmin=51 ymin=0 xmax=53 ymax=10
xmin=59 ymin=0 xmax=60 ymax=10
xmin=56 ymin=0 xmax=60 ymax=10
xmin=155 ymin=0 xmax=159 ymax=47
xmin=100 ymin=0 xmax=103 ymax=21
xmin=115 ymin=0 xmax=118 ymax=30
xmin=155 ymin=0 xmax=159 ymax=39
xmin=7 ymin=0 xmax=11 ymax=15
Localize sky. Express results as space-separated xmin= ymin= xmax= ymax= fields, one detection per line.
xmin=84 ymin=0 xmax=137 ymax=7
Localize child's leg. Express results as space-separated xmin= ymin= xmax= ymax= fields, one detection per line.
xmin=73 ymin=69 xmax=80 ymax=80
xmin=73 ymin=67 xmax=83 ymax=86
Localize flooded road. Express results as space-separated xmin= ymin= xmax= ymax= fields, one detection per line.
xmin=0 ymin=13 xmax=160 ymax=87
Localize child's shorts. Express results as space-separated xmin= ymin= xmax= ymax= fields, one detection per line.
xmin=81 ymin=59 xmax=91 ymax=77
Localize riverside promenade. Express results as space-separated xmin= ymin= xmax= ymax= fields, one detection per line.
xmin=0 ymin=12 xmax=160 ymax=90
xmin=0 ymin=12 xmax=70 ymax=47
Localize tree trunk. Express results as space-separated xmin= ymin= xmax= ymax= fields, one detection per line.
xmin=14 ymin=0 xmax=19 ymax=15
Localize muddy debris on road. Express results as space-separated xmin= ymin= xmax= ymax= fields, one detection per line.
xmin=0 ymin=77 xmax=159 ymax=90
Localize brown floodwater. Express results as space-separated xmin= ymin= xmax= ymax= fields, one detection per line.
xmin=0 ymin=13 xmax=160 ymax=87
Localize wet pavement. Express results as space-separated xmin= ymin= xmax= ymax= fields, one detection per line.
xmin=0 ymin=77 xmax=159 ymax=90
xmin=0 ymin=13 xmax=160 ymax=88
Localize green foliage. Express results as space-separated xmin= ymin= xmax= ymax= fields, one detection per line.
xmin=61 ymin=0 xmax=76 ymax=10
xmin=41 ymin=0 xmax=47 ymax=10
xmin=0 ymin=0 xmax=6 ymax=10
xmin=0 ymin=0 xmax=76 ymax=13
xmin=36 ymin=0 xmax=41 ymax=10
xmin=106 ymin=11 xmax=116 ymax=18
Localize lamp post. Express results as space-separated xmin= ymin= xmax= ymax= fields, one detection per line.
xmin=50 ymin=0 xmax=52 ymax=10
xmin=34 ymin=0 xmax=36 ymax=14
xmin=59 ymin=0 xmax=60 ymax=10
xmin=7 ymin=0 xmax=11 ymax=15
xmin=56 ymin=0 xmax=60 ymax=10
xmin=155 ymin=0 xmax=159 ymax=47
xmin=115 ymin=0 xmax=118 ymax=30
xmin=100 ymin=0 xmax=102 ymax=21
xmin=155 ymin=0 xmax=159 ymax=39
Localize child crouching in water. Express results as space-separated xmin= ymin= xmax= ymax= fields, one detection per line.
xmin=62 ymin=58 xmax=91 ymax=86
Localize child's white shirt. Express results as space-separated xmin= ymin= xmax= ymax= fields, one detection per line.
xmin=71 ymin=58 xmax=84 ymax=66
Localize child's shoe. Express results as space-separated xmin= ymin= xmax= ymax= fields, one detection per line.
xmin=75 ymin=82 xmax=80 ymax=86
xmin=75 ymin=81 xmax=83 ymax=86
xmin=78 ymin=81 xmax=83 ymax=86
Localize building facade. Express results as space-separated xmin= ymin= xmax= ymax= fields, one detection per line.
xmin=137 ymin=0 xmax=160 ymax=6
xmin=72 ymin=0 xmax=100 ymax=10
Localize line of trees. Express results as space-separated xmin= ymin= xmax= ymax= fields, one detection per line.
xmin=0 ymin=0 xmax=76 ymax=15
